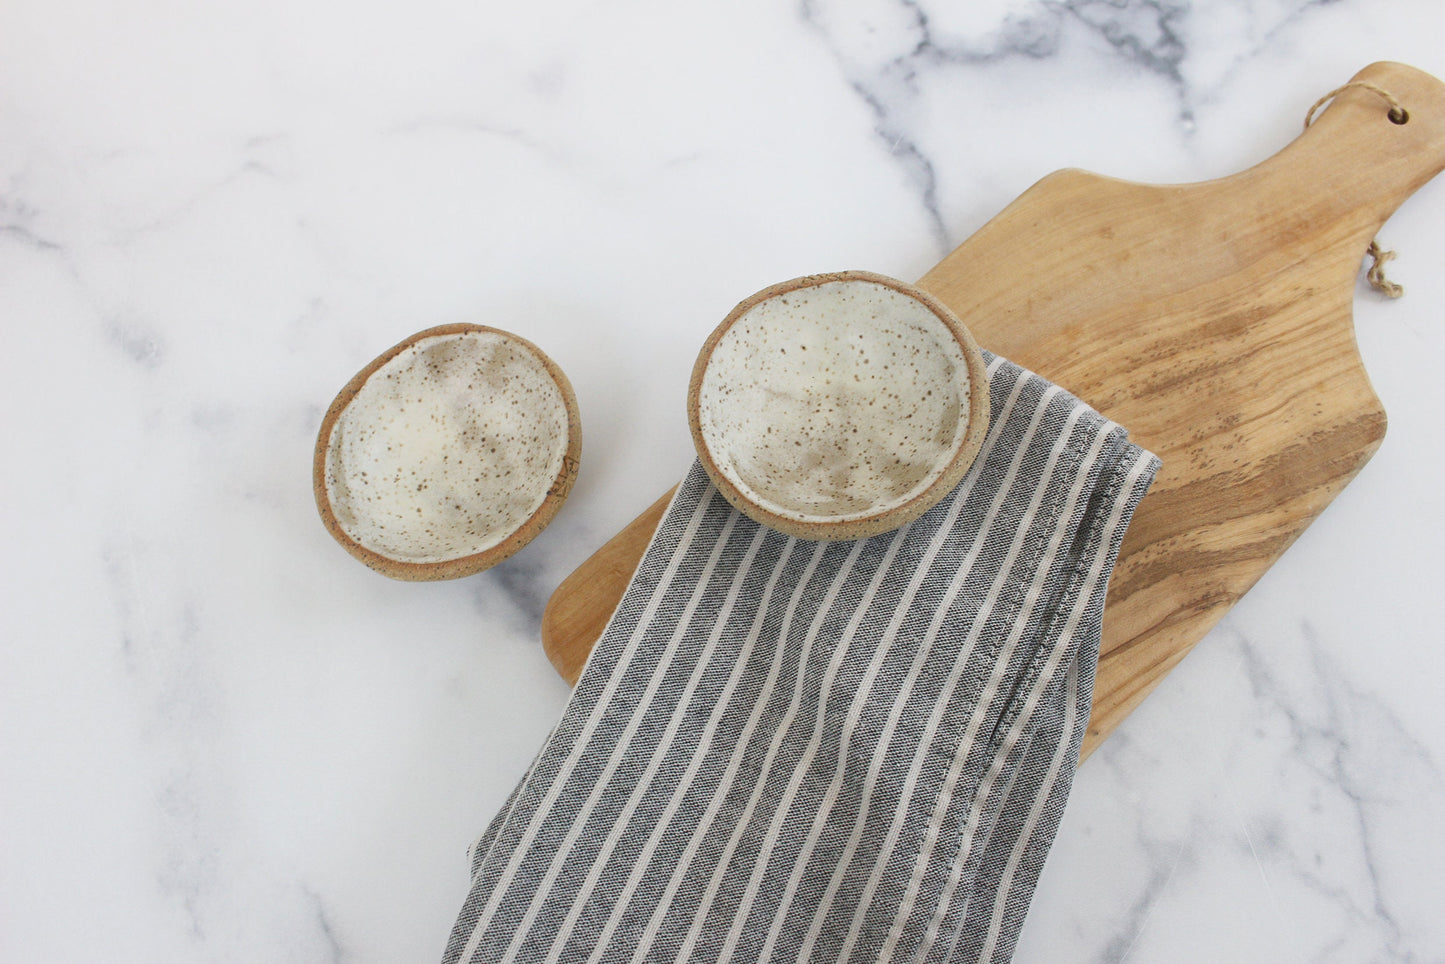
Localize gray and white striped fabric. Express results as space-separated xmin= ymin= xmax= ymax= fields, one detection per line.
xmin=444 ymin=353 xmax=1159 ymax=963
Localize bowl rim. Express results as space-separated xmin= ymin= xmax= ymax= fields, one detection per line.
xmin=687 ymin=270 xmax=991 ymax=541
xmin=313 ymin=323 xmax=582 ymax=580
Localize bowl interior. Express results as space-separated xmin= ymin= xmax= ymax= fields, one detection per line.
xmin=693 ymin=276 xmax=977 ymax=530
xmin=321 ymin=328 xmax=573 ymax=567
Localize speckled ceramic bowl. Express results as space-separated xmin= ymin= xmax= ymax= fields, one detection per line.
xmin=688 ymin=271 xmax=990 ymax=541
xmin=314 ymin=324 xmax=581 ymax=580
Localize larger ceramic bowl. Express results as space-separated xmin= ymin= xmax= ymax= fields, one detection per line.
xmin=688 ymin=271 xmax=990 ymax=541
xmin=314 ymin=323 xmax=581 ymax=580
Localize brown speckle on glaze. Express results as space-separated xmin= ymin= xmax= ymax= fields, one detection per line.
xmin=314 ymin=325 xmax=581 ymax=579
xmin=689 ymin=272 xmax=989 ymax=541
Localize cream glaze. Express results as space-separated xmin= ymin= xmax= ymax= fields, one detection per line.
xmin=324 ymin=330 xmax=570 ymax=563
xmin=696 ymin=279 xmax=972 ymax=524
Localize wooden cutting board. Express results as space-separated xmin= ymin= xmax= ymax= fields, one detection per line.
xmin=540 ymin=62 xmax=1445 ymax=761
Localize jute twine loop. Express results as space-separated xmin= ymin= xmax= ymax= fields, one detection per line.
xmin=1304 ymin=81 xmax=1409 ymax=131
xmin=1365 ymin=240 xmax=1405 ymax=299
xmin=1304 ymin=80 xmax=1410 ymax=298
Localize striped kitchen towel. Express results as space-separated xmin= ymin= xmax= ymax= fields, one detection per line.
xmin=443 ymin=353 xmax=1159 ymax=963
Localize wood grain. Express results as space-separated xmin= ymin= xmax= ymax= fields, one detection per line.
xmin=540 ymin=62 xmax=1445 ymax=760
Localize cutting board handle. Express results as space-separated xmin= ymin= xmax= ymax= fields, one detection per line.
xmin=1245 ymin=61 xmax=1445 ymax=252
xmin=931 ymin=60 xmax=1445 ymax=384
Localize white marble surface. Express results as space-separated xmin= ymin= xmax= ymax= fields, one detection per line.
xmin=3 ymin=1 xmax=1444 ymax=960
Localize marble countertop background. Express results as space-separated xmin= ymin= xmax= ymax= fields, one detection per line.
xmin=4 ymin=0 xmax=1444 ymax=960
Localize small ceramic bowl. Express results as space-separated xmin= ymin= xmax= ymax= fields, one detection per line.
xmin=314 ymin=323 xmax=581 ymax=580
xmin=688 ymin=271 xmax=990 ymax=541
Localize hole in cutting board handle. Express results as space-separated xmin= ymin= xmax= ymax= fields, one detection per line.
xmin=1389 ymin=107 xmax=1410 ymax=124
